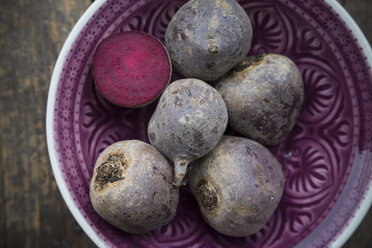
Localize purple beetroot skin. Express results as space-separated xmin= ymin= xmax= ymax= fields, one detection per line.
xmin=216 ymin=54 xmax=304 ymax=146
xmin=165 ymin=0 xmax=253 ymax=81
xmin=92 ymin=31 xmax=172 ymax=108
xmin=189 ymin=136 xmax=285 ymax=237
xmin=90 ymin=140 xmax=179 ymax=234
xmin=148 ymin=79 xmax=228 ymax=186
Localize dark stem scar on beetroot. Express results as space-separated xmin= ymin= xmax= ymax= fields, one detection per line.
xmin=94 ymin=153 xmax=128 ymax=190
xmin=233 ymin=54 xmax=265 ymax=72
xmin=196 ymin=179 xmax=219 ymax=213
xmin=92 ymin=31 xmax=172 ymax=108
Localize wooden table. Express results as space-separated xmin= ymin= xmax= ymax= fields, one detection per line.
xmin=0 ymin=0 xmax=370 ymax=247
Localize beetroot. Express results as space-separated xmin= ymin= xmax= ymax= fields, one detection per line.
xmin=148 ymin=78 xmax=228 ymax=186
xmin=216 ymin=54 xmax=304 ymax=146
xmin=92 ymin=31 xmax=172 ymax=107
xmin=90 ymin=140 xmax=179 ymax=234
xmin=165 ymin=0 xmax=253 ymax=81
xmin=189 ymin=136 xmax=285 ymax=237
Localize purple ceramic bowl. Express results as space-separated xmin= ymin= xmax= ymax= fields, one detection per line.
xmin=46 ymin=0 xmax=372 ymax=247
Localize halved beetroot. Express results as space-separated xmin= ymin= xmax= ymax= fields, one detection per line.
xmin=92 ymin=31 xmax=172 ymax=107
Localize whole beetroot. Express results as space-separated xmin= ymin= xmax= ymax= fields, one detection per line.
xmin=215 ymin=54 xmax=304 ymax=146
xmin=165 ymin=0 xmax=253 ymax=81
xmin=90 ymin=140 xmax=179 ymax=234
xmin=189 ymin=136 xmax=285 ymax=237
xmin=148 ymin=78 xmax=228 ymax=186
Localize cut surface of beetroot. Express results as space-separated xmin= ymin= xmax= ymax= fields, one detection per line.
xmin=92 ymin=31 xmax=172 ymax=107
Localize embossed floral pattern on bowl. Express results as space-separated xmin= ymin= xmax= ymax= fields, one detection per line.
xmin=46 ymin=0 xmax=372 ymax=247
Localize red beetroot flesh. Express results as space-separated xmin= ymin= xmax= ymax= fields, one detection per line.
xmin=93 ymin=31 xmax=171 ymax=107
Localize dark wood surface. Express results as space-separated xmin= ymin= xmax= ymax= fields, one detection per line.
xmin=0 ymin=0 xmax=370 ymax=247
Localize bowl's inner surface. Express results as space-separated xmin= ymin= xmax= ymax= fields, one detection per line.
xmin=54 ymin=0 xmax=372 ymax=247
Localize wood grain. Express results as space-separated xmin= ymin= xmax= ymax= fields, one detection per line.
xmin=340 ymin=0 xmax=372 ymax=43
xmin=341 ymin=1 xmax=372 ymax=247
xmin=0 ymin=0 xmax=95 ymax=247
xmin=0 ymin=0 xmax=370 ymax=248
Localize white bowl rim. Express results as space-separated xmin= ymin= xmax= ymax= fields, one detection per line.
xmin=321 ymin=1 xmax=372 ymax=247
xmin=46 ymin=0 xmax=372 ymax=247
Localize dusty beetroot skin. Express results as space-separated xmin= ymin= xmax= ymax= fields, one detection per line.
xmin=165 ymin=0 xmax=252 ymax=81
xmin=92 ymin=31 xmax=172 ymax=107
xmin=148 ymin=79 xmax=228 ymax=186
xmin=90 ymin=140 xmax=179 ymax=234
xmin=189 ymin=136 xmax=285 ymax=237
xmin=215 ymin=54 xmax=304 ymax=146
